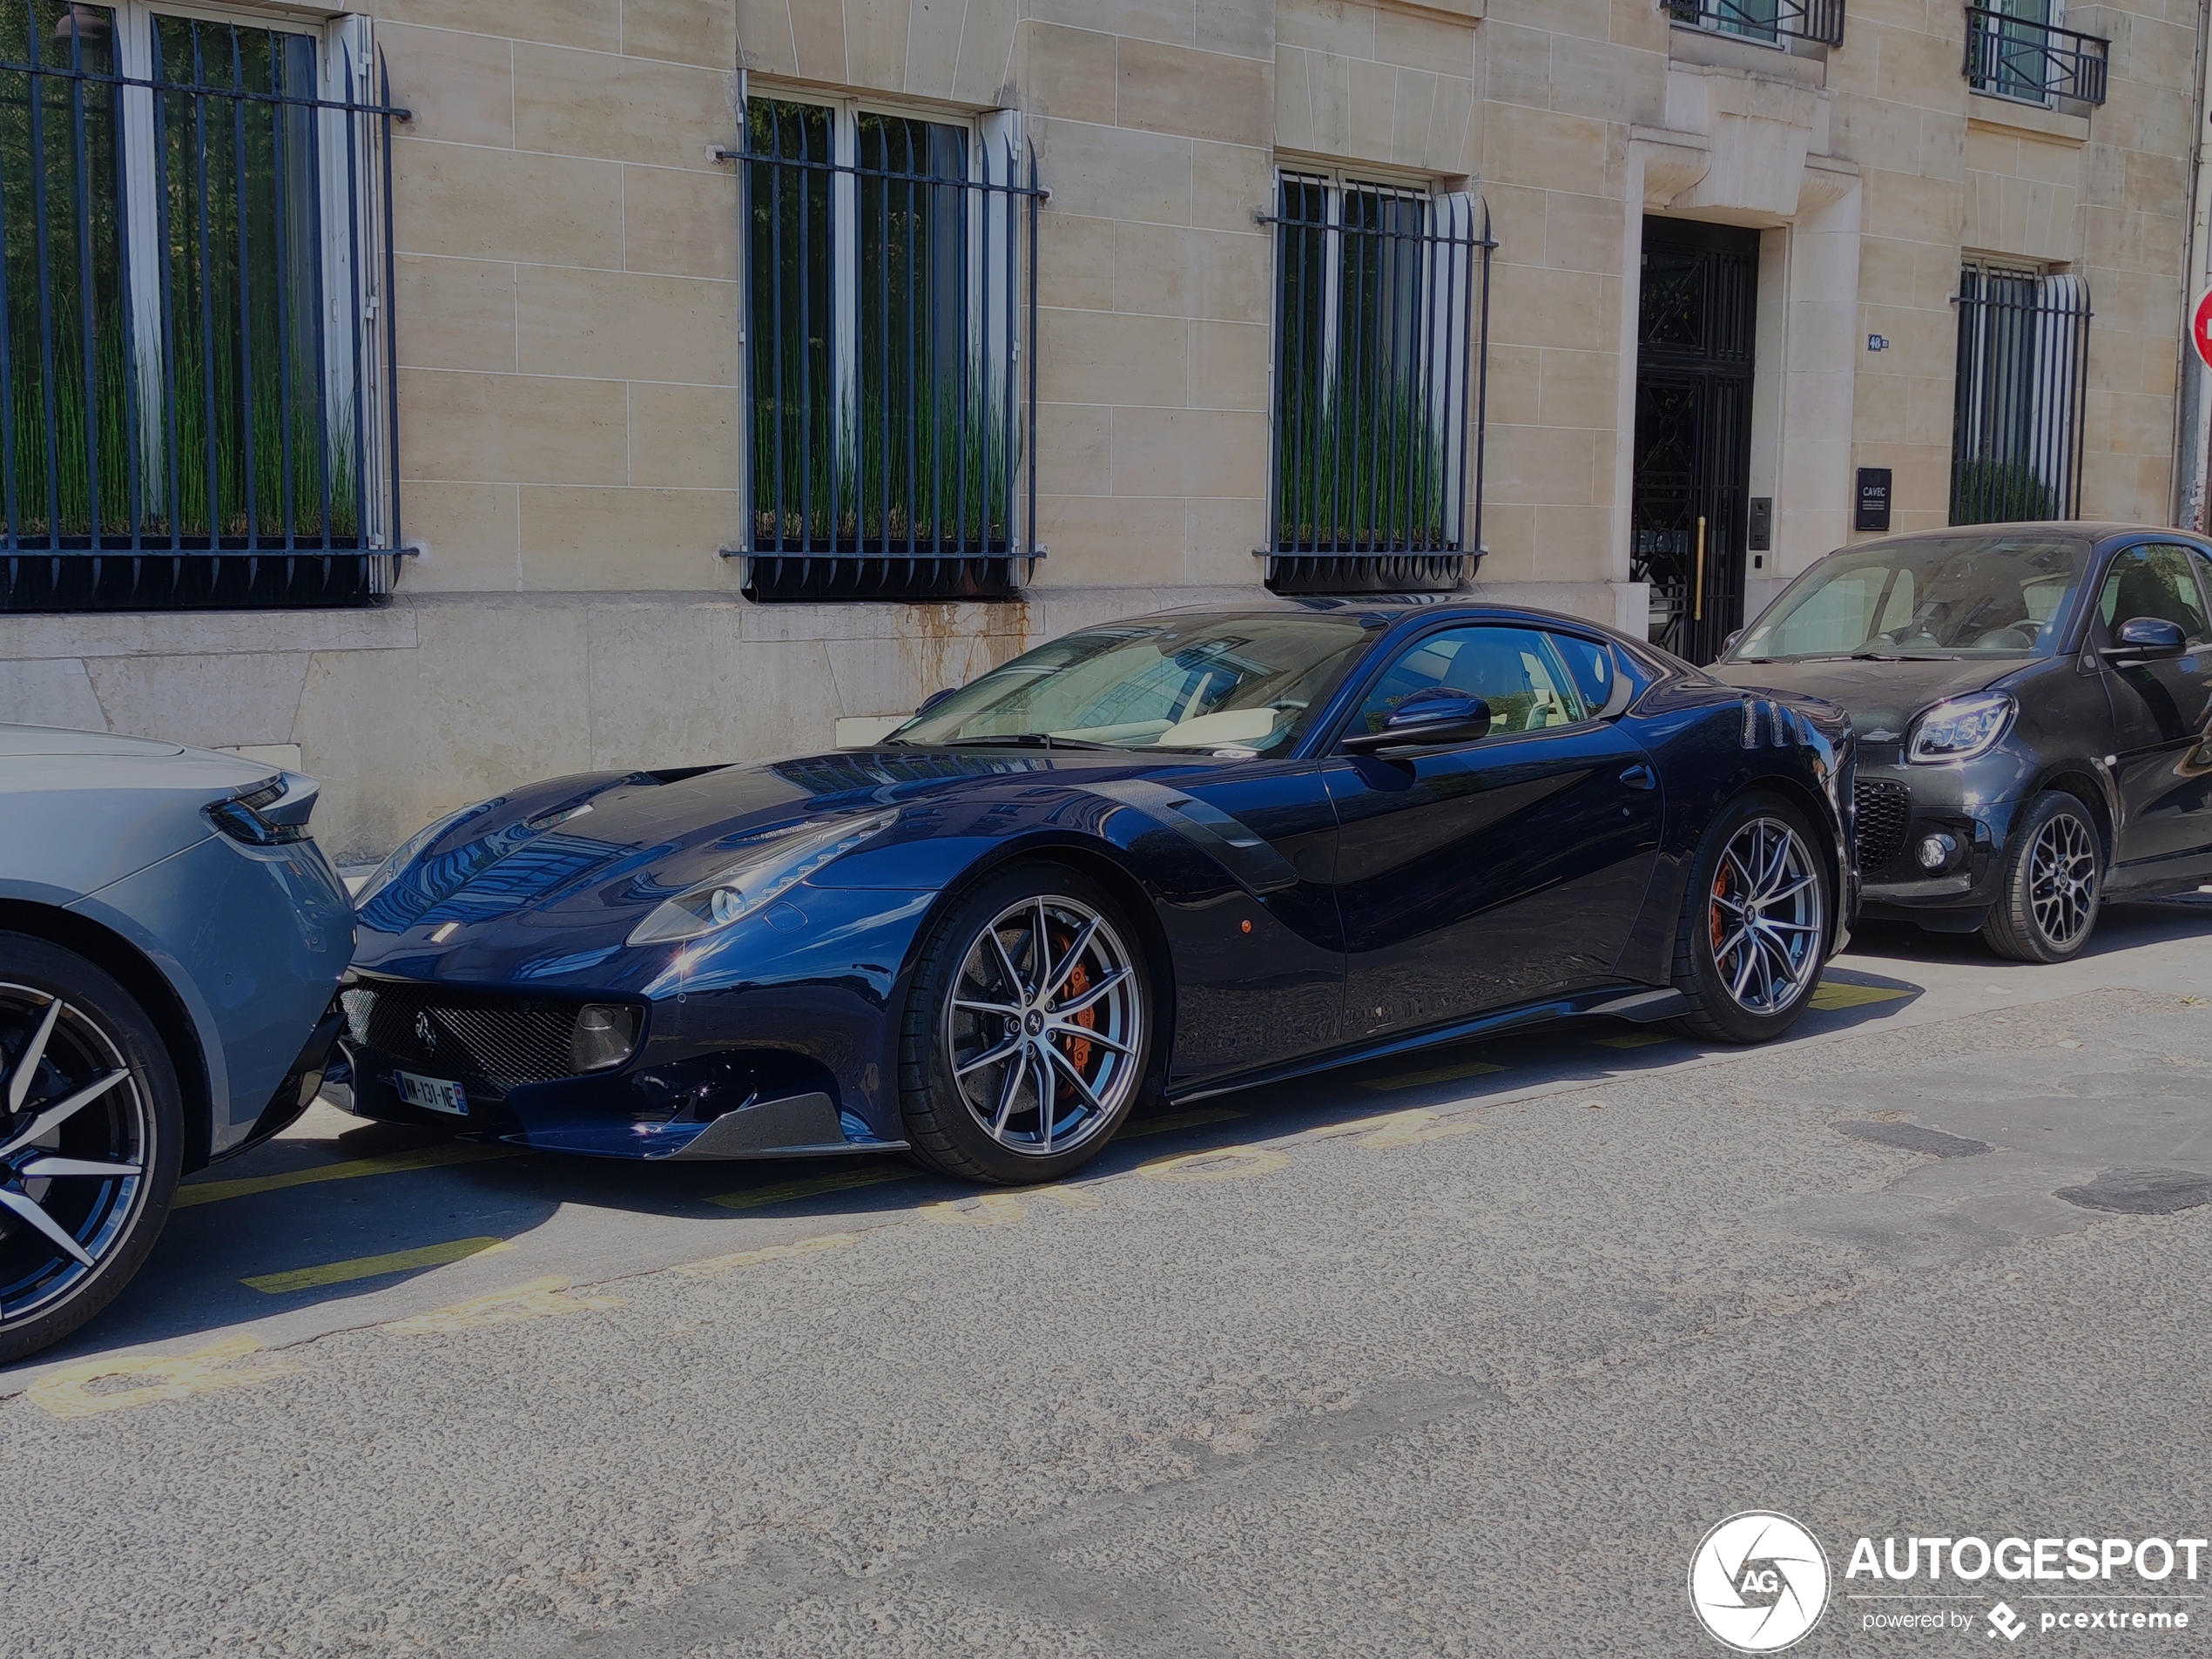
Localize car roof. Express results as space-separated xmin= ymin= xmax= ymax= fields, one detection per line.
xmin=1123 ymin=595 xmax=1633 ymax=640
xmin=1851 ymin=522 xmax=2209 ymax=552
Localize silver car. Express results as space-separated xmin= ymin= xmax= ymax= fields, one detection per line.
xmin=0 ymin=725 xmax=354 ymax=1362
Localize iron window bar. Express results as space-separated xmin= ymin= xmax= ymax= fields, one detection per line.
xmin=1259 ymin=179 xmax=1495 ymax=597
xmin=1963 ymin=5 xmax=2108 ymax=107
xmin=718 ymin=110 xmax=1045 ymax=604
xmin=1664 ymin=0 xmax=1845 ymax=50
xmin=1949 ymin=264 xmax=2090 ymax=525
xmin=0 ymin=8 xmax=407 ymax=612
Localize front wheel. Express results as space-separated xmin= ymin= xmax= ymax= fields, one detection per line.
xmin=1981 ymin=791 xmax=2102 ymax=963
xmin=0 ymin=935 xmax=184 ymax=1365
xmin=1669 ymin=794 xmax=1832 ymax=1043
xmin=899 ymin=866 xmax=1154 ymax=1184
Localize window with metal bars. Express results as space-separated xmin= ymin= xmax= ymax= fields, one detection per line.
xmin=737 ymin=94 xmax=1038 ymax=603
xmin=1964 ymin=2 xmax=2108 ymax=107
xmin=1664 ymin=0 xmax=1845 ymax=49
xmin=0 ymin=2 xmax=400 ymax=612
xmin=1950 ymin=263 xmax=2089 ymax=526
xmin=1264 ymin=170 xmax=1490 ymax=597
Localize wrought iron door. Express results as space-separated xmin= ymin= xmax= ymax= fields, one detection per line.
xmin=1630 ymin=219 xmax=1757 ymax=664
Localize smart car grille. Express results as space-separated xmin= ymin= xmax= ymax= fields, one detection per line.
xmin=340 ymin=982 xmax=579 ymax=1091
xmin=1854 ymin=779 xmax=1912 ymax=873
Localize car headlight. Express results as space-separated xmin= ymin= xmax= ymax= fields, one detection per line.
xmin=626 ymin=812 xmax=896 ymax=947
xmin=353 ymin=802 xmax=491 ymax=910
xmin=1906 ymin=691 xmax=2014 ymax=764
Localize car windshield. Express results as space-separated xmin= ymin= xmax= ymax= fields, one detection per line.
xmin=1727 ymin=535 xmax=2094 ymax=662
xmin=890 ymin=612 xmax=1379 ymax=754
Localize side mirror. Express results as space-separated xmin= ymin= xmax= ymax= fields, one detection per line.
xmin=2103 ymin=616 xmax=2188 ymax=665
xmin=914 ymin=687 xmax=958 ymax=717
xmin=1341 ymin=688 xmax=1494 ymax=753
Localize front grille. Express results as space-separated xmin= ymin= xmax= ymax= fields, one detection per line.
xmin=341 ymin=981 xmax=583 ymax=1092
xmin=1854 ymin=778 xmax=1912 ymax=873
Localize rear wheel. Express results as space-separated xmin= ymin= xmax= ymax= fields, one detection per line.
xmin=1669 ymin=793 xmax=1831 ymax=1043
xmin=0 ymin=935 xmax=182 ymax=1366
xmin=899 ymin=866 xmax=1153 ymax=1184
xmin=1982 ymin=791 xmax=2101 ymax=963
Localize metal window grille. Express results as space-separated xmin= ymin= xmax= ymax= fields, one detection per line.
xmin=0 ymin=3 xmax=402 ymax=612
xmin=1264 ymin=173 xmax=1493 ymax=597
xmin=1664 ymin=0 xmax=1845 ymax=49
xmin=732 ymin=95 xmax=1041 ymax=604
xmin=1964 ymin=4 xmax=2108 ymax=107
xmin=1951 ymin=264 xmax=2090 ymax=525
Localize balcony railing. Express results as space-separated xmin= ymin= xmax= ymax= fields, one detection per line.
xmin=1666 ymin=0 xmax=1846 ymax=50
xmin=1964 ymin=6 xmax=2108 ymax=107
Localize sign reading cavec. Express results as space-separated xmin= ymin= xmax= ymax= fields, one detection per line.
xmin=1856 ymin=468 xmax=1892 ymax=533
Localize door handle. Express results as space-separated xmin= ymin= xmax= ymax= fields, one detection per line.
xmin=1620 ymin=763 xmax=1657 ymax=791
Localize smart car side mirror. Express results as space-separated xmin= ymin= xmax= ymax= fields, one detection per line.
xmin=1721 ymin=629 xmax=1743 ymax=657
xmin=2103 ymin=616 xmax=2188 ymax=665
xmin=1341 ymin=688 xmax=1494 ymax=753
xmin=914 ymin=687 xmax=958 ymax=716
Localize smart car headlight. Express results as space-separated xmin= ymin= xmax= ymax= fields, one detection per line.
xmin=626 ymin=812 xmax=896 ymax=947
xmin=1906 ymin=691 xmax=2014 ymax=764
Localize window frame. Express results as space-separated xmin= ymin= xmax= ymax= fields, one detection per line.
xmin=732 ymin=82 xmax=1037 ymax=598
xmin=2095 ymin=541 xmax=2212 ymax=649
xmin=1949 ymin=258 xmax=2090 ymax=528
xmin=1328 ymin=619 xmax=1621 ymax=752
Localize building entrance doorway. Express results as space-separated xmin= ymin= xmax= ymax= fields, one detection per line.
xmin=1630 ymin=219 xmax=1758 ymax=664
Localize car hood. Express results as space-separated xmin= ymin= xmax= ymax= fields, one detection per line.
xmin=0 ymin=723 xmax=186 ymax=759
xmin=353 ymin=746 xmax=1220 ymax=953
xmin=1709 ymin=657 xmax=2020 ymax=740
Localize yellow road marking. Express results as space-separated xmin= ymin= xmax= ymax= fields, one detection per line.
xmin=242 ymin=1236 xmax=514 ymax=1295
xmin=708 ymin=1165 xmax=919 ymax=1211
xmin=1139 ymin=1144 xmax=1290 ymax=1184
xmin=1810 ymin=980 xmax=1913 ymax=1011
xmin=920 ymin=1193 xmax=1029 ymax=1227
xmin=381 ymin=1275 xmax=623 ymax=1336
xmin=1120 ymin=1107 xmax=1246 ymax=1137
xmin=1312 ymin=1107 xmax=1482 ymax=1148
xmin=27 ymin=1335 xmax=303 ymax=1420
xmin=1595 ymin=1031 xmax=1672 ymax=1049
xmin=175 ymin=1142 xmax=520 ymax=1209
xmin=1356 ymin=1057 xmax=1507 ymax=1091
xmin=672 ymin=1231 xmax=860 ymax=1278
xmin=1028 ymin=1184 xmax=1106 ymax=1211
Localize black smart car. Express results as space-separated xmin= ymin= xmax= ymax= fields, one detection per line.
xmin=1713 ymin=523 xmax=2212 ymax=962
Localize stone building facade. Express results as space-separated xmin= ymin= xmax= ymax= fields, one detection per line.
xmin=0 ymin=0 xmax=2202 ymax=859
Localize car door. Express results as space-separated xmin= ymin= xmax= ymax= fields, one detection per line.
xmin=2094 ymin=541 xmax=2212 ymax=870
xmin=1325 ymin=622 xmax=1663 ymax=1041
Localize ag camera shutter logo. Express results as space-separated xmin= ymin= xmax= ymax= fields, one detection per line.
xmin=1689 ymin=1512 xmax=1831 ymax=1652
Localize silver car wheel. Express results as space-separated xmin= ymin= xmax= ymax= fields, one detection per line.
xmin=943 ymin=894 xmax=1143 ymax=1158
xmin=2028 ymin=810 xmax=2098 ymax=948
xmin=1708 ymin=817 xmax=1824 ymax=1016
xmin=0 ymin=983 xmax=151 ymax=1325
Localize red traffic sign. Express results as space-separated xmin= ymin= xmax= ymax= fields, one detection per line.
xmin=2194 ymin=286 xmax=2212 ymax=372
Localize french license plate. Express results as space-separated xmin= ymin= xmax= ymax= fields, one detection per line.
xmin=395 ymin=1069 xmax=467 ymax=1116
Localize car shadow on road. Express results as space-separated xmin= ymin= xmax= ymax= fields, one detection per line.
xmin=10 ymin=965 xmax=1936 ymax=1382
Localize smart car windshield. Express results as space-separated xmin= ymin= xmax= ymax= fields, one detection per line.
xmin=890 ymin=612 xmax=1379 ymax=754
xmin=1728 ymin=534 xmax=2094 ymax=662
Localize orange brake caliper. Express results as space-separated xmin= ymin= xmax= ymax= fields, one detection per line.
xmin=1710 ymin=867 xmax=1730 ymax=952
xmin=1062 ymin=959 xmax=1095 ymax=1074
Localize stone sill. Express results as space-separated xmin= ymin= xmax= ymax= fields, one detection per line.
xmin=1667 ymin=21 xmax=1827 ymax=86
xmin=1966 ymin=91 xmax=2090 ymax=145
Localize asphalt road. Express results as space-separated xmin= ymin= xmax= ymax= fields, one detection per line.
xmin=7 ymin=905 xmax=2212 ymax=1656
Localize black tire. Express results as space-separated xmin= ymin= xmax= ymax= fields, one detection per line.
xmin=1981 ymin=791 xmax=2102 ymax=963
xmin=1668 ymin=792 xmax=1833 ymax=1044
xmin=0 ymin=934 xmax=184 ymax=1366
xmin=898 ymin=864 xmax=1155 ymax=1184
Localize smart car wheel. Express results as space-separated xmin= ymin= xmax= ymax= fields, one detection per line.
xmin=0 ymin=935 xmax=183 ymax=1365
xmin=900 ymin=867 xmax=1152 ymax=1184
xmin=1982 ymin=791 xmax=2102 ymax=964
xmin=1669 ymin=794 xmax=1831 ymax=1044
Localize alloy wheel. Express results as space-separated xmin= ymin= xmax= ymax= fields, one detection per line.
xmin=0 ymin=983 xmax=151 ymax=1326
xmin=943 ymin=895 xmax=1143 ymax=1158
xmin=1707 ymin=817 xmax=1825 ymax=1015
xmin=2028 ymin=810 xmax=2098 ymax=949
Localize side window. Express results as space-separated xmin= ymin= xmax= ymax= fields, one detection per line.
xmin=2098 ymin=545 xmax=2211 ymax=645
xmin=1352 ymin=626 xmax=1591 ymax=738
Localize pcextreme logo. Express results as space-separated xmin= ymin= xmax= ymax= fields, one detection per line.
xmin=1689 ymin=1512 xmax=1833 ymax=1653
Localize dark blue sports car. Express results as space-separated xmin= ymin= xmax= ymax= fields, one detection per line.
xmin=341 ymin=600 xmax=1856 ymax=1183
